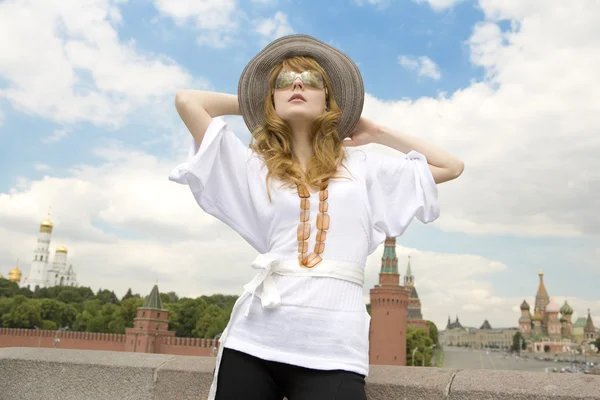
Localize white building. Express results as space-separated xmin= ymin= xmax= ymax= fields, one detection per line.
xmin=22 ymin=214 xmax=78 ymax=289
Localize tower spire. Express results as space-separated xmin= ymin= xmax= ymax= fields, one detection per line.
xmin=378 ymin=237 xmax=400 ymax=286
xmin=534 ymin=269 xmax=550 ymax=313
xmin=404 ymin=255 xmax=414 ymax=286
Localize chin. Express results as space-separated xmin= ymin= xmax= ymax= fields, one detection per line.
xmin=277 ymin=109 xmax=321 ymax=123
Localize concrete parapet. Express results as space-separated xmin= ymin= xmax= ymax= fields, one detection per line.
xmin=1 ymin=347 xmax=599 ymax=400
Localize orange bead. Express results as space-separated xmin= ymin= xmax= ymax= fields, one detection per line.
xmin=319 ymin=201 xmax=328 ymax=213
xmin=298 ymin=253 xmax=307 ymax=265
xmin=297 ymin=184 xmax=310 ymax=198
xmin=319 ymin=189 xmax=328 ymax=201
xmin=316 ymin=230 xmax=327 ymax=242
xmin=304 ymin=252 xmax=322 ymax=268
xmin=316 ymin=213 xmax=330 ymax=231
xmin=314 ymin=242 xmax=325 ymax=254
xmin=298 ymin=241 xmax=308 ymax=253
xmin=297 ymin=223 xmax=310 ymax=241
xmin=300 ymin=210 xmax=310 ymax=222
xmin=300 ymin=198 xmax=310 ymax=210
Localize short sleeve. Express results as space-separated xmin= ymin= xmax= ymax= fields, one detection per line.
xmin=367 ymin=150 xmax=439 ymax=249
xmin=169 ymin=117 xmax=267 ymax=253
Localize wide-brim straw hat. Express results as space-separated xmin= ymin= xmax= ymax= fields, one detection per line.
xmin=238 ymin=34 xmax=364 ymax=140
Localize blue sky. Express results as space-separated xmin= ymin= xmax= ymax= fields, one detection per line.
xmin=1 ymin=0 xmax=599 ymax=330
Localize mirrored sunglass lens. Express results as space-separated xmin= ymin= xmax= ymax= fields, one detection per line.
xmin=275 ymin=71 xmax=324 ymax=89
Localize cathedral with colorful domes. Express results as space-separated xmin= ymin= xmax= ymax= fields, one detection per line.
xmin=518 ymin=270 xmax=596 ymax=352
xmin=1 ymin=214 xmax=78 ymax=289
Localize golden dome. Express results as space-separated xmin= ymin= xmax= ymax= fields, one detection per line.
xmin=56 ymin=245 xmax=68 ymax=253
xmin=0 ymin=274 xmax=4 ymax=279
xmin=25 ymin=276 xmax=30 ymax=281
xmin=538 ymin=269 xmax=544 ymax=277
xmin=41 ymin=217 xmax=54 ymax=228
xmin=8 ymin=264 xmax=22 ymax=282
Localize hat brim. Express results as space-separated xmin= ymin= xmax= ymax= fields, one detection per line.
xmin=238 ymin=34 xmax=364 ymax=140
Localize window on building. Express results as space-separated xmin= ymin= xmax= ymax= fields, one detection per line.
xmin=157 ymin=312 xmax=160 ymax=318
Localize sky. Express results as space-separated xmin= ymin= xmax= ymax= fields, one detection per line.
xmin=0 ymin=0 xmax=599 ymax=331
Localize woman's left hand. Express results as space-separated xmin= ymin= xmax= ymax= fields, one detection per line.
xmin=343 ymin=117 xmax=381 ymax=147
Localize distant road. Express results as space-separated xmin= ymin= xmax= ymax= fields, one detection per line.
xmin=443 ymin=346 xmax=572 ymax=373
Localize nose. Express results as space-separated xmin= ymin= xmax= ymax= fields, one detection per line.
xmin=292 ymin=77 xmax=304 ymax=90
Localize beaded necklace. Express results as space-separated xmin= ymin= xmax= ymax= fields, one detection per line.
xmin=296 ymin=179 xmax=329 ymax=268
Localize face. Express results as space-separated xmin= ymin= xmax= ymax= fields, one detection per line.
xmin=272 ymin=69 xmax=328 ymax=124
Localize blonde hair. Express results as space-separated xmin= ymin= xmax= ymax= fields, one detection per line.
xmin=249 ymin=56 xmax=347 ymax=196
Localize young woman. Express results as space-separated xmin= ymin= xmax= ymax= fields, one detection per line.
xmin=170 ymin=35 xmax=463 ymax=400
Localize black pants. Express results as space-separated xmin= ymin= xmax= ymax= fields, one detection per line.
xmin=215 ymin=348 xmax=367 ymax=400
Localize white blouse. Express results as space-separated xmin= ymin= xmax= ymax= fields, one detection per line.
xmin=169 ymin=117 xmax=439 ymax=378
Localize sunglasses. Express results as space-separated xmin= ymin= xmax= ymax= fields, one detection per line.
xmin=274 ymin=70 xmax=325 ymax=90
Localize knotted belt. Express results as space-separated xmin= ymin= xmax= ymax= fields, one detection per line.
xmin=207 ymin=253 xmax=365 ymax=400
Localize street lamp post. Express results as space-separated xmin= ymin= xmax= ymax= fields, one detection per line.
xmin=412 ymin=347 xmax=419 ymax=367
xmin=423 ymin=344 xmax=437 ymax=367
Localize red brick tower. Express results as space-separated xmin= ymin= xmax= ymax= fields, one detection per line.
xmin=125 ymin=283 xmax=175 ymax=353
xmin=369 ymin=237 xmax=409 ymax=366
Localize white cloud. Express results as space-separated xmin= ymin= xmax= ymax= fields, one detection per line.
xmin=412 ymin=0 xmax=464 ymax=11
xmin=0 ymin=0 xmax=193 ymax=127
xmin=250 ymin=0 xmax=278 ymax=6
xmin=42 ymin=128 xmax=70 ymax=143
xmin=34 ymin=164 xmax=51 ymax=172
xmin=354 ymin=0 xmax=390 ymax=9
xmin=253 ymin=12 xmax=294 ymax=43
xmin=152 ymin=0 xmax=238 ymax=48
xmin=398 ymin=55 xmax=442 ymax=80
xmin=362 ymin=1 xmax=600 ymax=237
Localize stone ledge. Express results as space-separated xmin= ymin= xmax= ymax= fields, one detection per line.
xmin=0 ymin=348 xmax=599 ymax=400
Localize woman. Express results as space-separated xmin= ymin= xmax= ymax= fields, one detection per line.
xmin=170 ymin=35 xmax=463 ymax=400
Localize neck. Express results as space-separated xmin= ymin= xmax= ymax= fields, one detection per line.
xmin=289 ymin=121 xmax=313 ymax=172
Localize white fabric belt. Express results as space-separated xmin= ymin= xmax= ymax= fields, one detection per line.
xmin=243 ymin=253 xmax=365 ymax=316
xmin=207 ymin=253 xmax=365 ymax=400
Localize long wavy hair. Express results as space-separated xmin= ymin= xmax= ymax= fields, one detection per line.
xmin=250 ymin=56 xmax=347 ymax=196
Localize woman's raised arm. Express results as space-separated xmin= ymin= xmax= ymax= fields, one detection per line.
xmin=174 ymin=91 xmax=241 ymax=147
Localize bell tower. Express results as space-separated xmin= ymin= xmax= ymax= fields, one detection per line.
xmin=369 ymin=237 xmax=408 ymax=366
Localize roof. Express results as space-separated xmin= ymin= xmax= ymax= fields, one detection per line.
xmin=585 ymin=310 xmax=595 ymax=333
xmin=480 ymin=320 xmax=493 ymax=330
xmin=409 ymin=286 xmax=419 ymax=299
xmin=380 ymin=239 xmax=398 ymax=274
xmin=142 ymin=284 xmax=164 ymax=310
xmin=573 ymin=318 xmax=587 ymax=328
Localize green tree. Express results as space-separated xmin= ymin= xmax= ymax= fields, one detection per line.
xmin=174 ymin=298 xmax=207 ymax=337
xmin=2 ymin=297 xmax=42 ymax=329
xmin=193 ymin=304 xmax=225 ymax=338
xmin=512 ymin=331 xmax=526 ymax=352
xmin=406 ymin=326 xmax=434 ymax=366
xmin=166 ymin=291 xmax=179 ymax=303
xmin=95 ymin=289 xmax=120 ymax=305
xmin=160 ymin=293 xmax=171 ymax=305
xmin=593 ymin=337 xmax=600 ymax=353
xmin=0 ymin=278 xmax=20 ymax=297
xmin=57 ymin=287 xmax=83 ymax=304
xmin=0 ymin=297 xmax=14 ymax=319
xmin=426 ymin=321 xmax=439 ymax=345
xmin=121 ymin=288 xmax=139 ymax=302
xmin=19 ymin=286 xmax=34 ymax=298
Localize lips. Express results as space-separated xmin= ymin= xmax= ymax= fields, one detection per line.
xmin=289 ymin=94 xmax=306 ymax=102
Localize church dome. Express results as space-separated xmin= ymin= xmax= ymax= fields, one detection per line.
xmin=520 ymin=300 xmax=530 ymax=310
xmin=56 ymin=245 xmax=68 ymax=253
xmin=546 ymin=299 xmax=560 ymax=313
xmin=560 ymin=301 xmax=573 ymax=315
xmin=532 ymin=310 xmax=543 ymax=321
xmin=40 ymin=216 xmax=54 ymax=228
xmin=0 ymin=273 xmax=4 ymax=279
xmin=8 ymin=264 xmax=22 ymax=282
